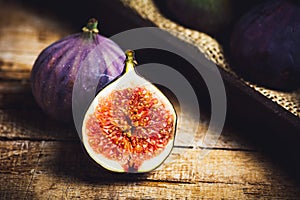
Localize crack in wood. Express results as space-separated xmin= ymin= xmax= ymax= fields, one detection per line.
xmin=174 ymin=145 xmax=257 ymax=152
xmin=23 ymin=141 xmax=45 ymax=200
xmin=144 ymin=179 xmax=275 ymax=187
xmin=0 ymin=136 xmax=78 ymax=143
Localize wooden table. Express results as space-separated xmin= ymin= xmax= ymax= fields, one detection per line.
xmin=1 ymin=1 xmax=300 ymax=199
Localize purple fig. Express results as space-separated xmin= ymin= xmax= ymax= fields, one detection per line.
xmin=230 ymin=0 xmax=300 ymax=90
xmin=30 ymin=18 xmax=125 ymax=122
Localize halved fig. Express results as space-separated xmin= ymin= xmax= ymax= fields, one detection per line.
xmin=82 ymin=50 xmax=177 ymax=173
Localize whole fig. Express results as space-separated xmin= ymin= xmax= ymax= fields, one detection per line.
xmin=230 ymin=0 xmax=300 ymax=90
xmin=164 ymin=0 xmax=234 ymax=36
xmin=30 ymin=19 xmax=125 ymax=122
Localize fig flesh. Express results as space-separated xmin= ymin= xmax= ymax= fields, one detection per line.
xmin=82 ymin=50 xmax=177 ymax=173
xmin=30 ymin=19 xmax=125 ymax=122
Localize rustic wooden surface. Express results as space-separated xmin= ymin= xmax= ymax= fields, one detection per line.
xmin=1 ymin=1 xmax=300 ymax=199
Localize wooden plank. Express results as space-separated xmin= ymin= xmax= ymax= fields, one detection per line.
xmin=0 ymin=81 xmax=35 ymax=111
xmin=0 ymin=140 xmax=294 ymax=185
xmin=27 ymin=179 xmax=300 ymax=200
xmin=0 ymin=140 xmax=43 ymax=199
xmin=0 ymin=108 xmax=77 ymax=141
xmin=0 ymin=174 xmax=35 ymax=200
xmin=0 ymin=1 xmax=70 ymax=80
xmin=2 ymin=174 xmax=299 ymax=200
xmin=0 ymin=140 xmax=299 ymax=199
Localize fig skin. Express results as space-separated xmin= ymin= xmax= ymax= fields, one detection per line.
xmin=230 ymin=0 xmax=300 ymax=91
xmin=30 ymin=19 xmax=125 ymax=122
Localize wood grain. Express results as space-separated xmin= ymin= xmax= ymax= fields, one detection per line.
xmin=1 ymin=140 xmax=299 ymax=199
xmin=0 ymin=1 xmax=70 ymax=80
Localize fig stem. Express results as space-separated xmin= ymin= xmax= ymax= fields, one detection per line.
xmin=125 ymin=50 xmax=138 ymax=72
xmin=82 ymin=18 xmax=99 ymax=34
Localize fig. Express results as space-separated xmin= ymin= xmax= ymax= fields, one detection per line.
xmin=230 ymin=0 xmax=300 ymax=90
xmin=164 ymin=0 xmax=234 ymax=35
xmin=30 ymin=18 xmax=125 ymax=122
xmin=82 ymin=50 xmax=177 ymax=173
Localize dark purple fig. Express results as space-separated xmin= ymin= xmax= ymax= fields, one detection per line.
xmin=230 ymin=0 xmax=300 ymax=91
xmin=164 ymin=0 xmax=234 ymax=36
xmin=30 ymin=19 xmax=125 ymax=122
